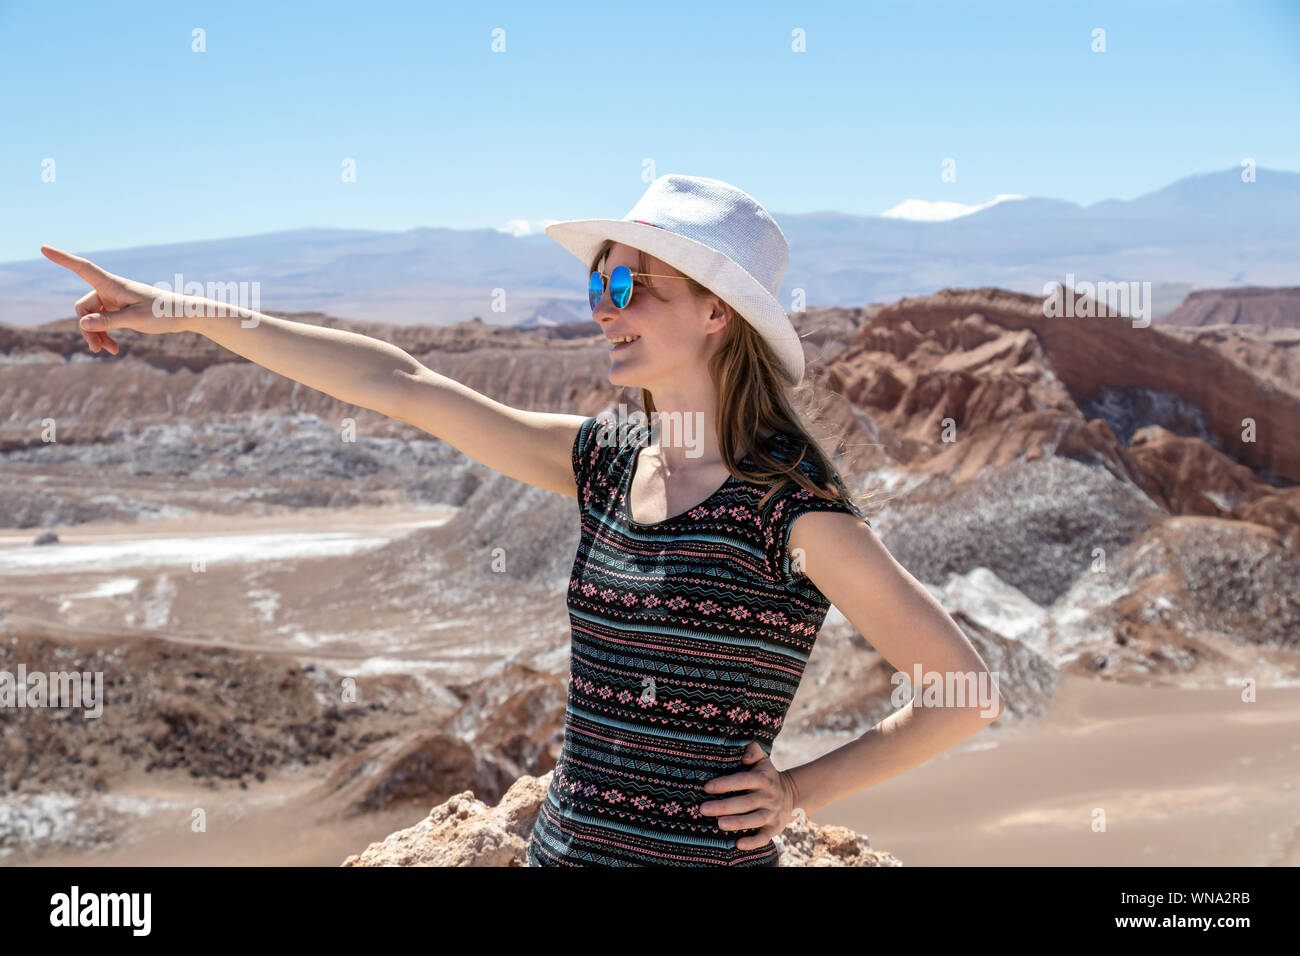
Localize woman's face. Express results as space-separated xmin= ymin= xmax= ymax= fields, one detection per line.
xmin=592 ymin=242 xmax=724 ymax=390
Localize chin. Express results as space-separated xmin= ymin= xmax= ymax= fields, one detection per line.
xmin=607 ymin=365 xmax=640 ymax=388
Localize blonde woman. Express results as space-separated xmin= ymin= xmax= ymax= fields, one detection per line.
xmin=43 ymin=174 xmax=1002 ymax=867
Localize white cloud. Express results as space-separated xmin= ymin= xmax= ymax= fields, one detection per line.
xmin=880 ymin=194 xmax=1027 ymax=222
xmin=496 ymin=218 xmax=562 ymax=237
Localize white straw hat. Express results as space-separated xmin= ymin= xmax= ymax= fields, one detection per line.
xmin=545 ymin=174 xmax=804 ymax=386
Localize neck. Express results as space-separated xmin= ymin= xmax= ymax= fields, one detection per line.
xmin=642 ymin=388 xmax=723 ymax=470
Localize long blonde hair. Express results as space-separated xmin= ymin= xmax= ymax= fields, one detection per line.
xmin=590 ymin=240 xmax=875 ymax=519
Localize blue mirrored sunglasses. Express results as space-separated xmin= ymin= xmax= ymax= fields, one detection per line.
xmin=589 ymin=264 xmax=689 ymax=311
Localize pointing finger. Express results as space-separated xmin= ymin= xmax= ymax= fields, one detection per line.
xmin=41 ymin=245 xmax=110 ymax=286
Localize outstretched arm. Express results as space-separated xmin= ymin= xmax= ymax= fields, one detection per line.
xmin=42 ymin=245 xmax=589 ymax=498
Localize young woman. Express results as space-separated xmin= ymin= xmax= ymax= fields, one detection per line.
xmin=42 ymin=174 xmax=1002 ymax=868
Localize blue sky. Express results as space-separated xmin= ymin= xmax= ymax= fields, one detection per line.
xmin=2 ymin=0 xmax=1297 ymax=262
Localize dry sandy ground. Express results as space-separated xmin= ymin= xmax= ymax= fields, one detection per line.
xmin=820 ymin=674 xmax=1300 ymax=867
xmin=0 ymin=505 xmax=469 ymax=662
xmin=24 ymin=768 xmax=423 ymax=868
xmin=22 ymin=674 xmax=1298 ymax=868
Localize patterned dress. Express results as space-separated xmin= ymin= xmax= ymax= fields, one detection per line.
xmin=526 ymin=415 xmax=870 ymax=867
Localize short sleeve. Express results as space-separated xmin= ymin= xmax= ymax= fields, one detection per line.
xmin=766 ymin=459 xmax=870 ymax=591
xmin=571 ymin=415 xmax=621 ymax=513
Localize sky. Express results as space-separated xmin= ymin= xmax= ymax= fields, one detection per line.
xmin=1 ymin=0 xmax=1298 ymax=263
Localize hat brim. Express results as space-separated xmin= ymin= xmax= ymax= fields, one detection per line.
xmin=544 ymin=218 xmax=804 ymax=386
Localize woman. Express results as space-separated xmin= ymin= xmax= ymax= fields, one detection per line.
xmin=42 ymin=174 xmax=1003 ymax=867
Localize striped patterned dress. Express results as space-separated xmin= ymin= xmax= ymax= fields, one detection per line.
xmin=526 ymin=415 xmax=870 ymax=867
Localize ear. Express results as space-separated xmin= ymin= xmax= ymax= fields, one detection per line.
xmin=705 ymin=295 xmax=733 ymax=329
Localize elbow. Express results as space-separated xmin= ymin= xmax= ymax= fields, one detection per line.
xmin=370 ymin=363 xmax=425 ymax=423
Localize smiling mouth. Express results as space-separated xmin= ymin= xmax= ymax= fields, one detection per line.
xmin=610 ymin=336 xmax=641 ymax=351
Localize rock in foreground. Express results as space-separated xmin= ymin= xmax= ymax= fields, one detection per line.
xmin=341 ymin=770 xmax=902 ymax=867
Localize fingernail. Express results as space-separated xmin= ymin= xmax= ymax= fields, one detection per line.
xmin=80 ymin=315 xmax=96 ymax=328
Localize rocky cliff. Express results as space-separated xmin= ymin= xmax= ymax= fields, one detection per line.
xmin=1158 ymin=286 xmax=1300 ymax=329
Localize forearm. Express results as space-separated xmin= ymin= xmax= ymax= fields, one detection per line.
xmin=785 ymin=701 xmax=995 ymax=818
xmin=179 ymin=299 xmax=420 ymax=415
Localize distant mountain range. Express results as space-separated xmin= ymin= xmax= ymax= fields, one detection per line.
xmin=4 ymin=165 xmax=1297 ymax=328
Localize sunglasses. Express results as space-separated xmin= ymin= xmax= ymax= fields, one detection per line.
xmin=589 ymin=265 xmax=689 ymax=311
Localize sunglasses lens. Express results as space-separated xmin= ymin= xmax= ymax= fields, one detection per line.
xmin=588 ymin=271 xmax=604 ymax=311
xmin=610 ymin=265 xmax=633 ymax=308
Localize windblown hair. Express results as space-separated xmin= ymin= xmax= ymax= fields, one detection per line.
xmin=590 ymin=239 xmax=875 ymax=520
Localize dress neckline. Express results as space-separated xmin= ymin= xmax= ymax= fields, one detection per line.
xmin=620 ymin=441 xmax=754 ymax=530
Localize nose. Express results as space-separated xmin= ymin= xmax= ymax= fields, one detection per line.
xmin=591 ymin=284 xmax=624 ymax=325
